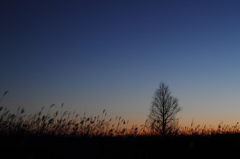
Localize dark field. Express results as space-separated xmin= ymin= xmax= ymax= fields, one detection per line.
xmin=1 ymin=133 xmax=240 ymax=159
xmin=1 ymin=106 xmax=240 ymax=159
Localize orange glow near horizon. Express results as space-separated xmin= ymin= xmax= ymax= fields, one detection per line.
xmin=1 ymin=107 xmax=240 ymax=137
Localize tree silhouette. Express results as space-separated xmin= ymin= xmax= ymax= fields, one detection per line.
xmin=148 ymin=83 xmax=182 ymax=136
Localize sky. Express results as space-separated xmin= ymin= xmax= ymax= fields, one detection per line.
xmin=1 ymin=0 xmax=240 ymax=127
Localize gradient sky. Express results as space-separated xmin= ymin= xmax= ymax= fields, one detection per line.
xmin=1 ymin=0 xmax=240 ymax=127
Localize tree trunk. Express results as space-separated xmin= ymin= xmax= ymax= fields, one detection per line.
xmin=162 ymin=98 xmax=165 ymax=136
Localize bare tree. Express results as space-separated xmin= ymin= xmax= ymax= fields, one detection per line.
xmin=148 ymin=83 xmax=182 ymax=136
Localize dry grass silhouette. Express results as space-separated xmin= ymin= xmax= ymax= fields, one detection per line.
xmin=0 ymin=105 xmax=147 ymax=137
xmin=1 ymin=105 xmax=240 ymax=137
xmin=1 ymin=92 xmax=240 ymax=158
xmin=1 ymin=106 xmax=240 ymax=159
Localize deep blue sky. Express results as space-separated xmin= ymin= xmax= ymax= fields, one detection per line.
xmin=1 ymin=0 xmax=240 ymax=126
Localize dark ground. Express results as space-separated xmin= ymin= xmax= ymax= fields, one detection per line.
xmin=1 ymin=134 xmax=240 ymax=159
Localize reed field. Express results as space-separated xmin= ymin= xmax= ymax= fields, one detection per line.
xmin=1 ymin=104 xmax=240 ymax=159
